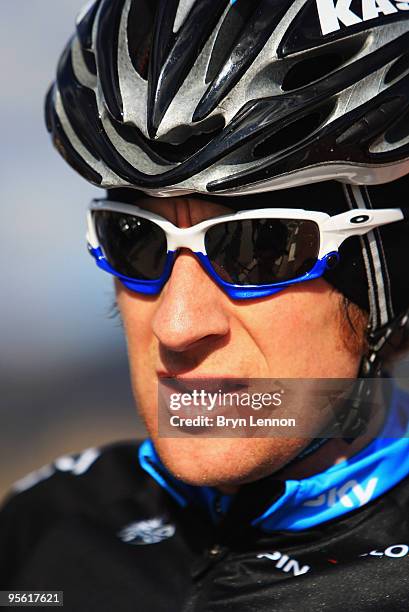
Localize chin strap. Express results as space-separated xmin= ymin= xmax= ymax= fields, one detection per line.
xmin=334 ymin=308 xmax=409 ymax=442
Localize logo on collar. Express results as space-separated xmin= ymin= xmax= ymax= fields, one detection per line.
xmin=303 ymin=477 xmax=378 ymax=509
xmin=316 ymin=0 xmax=409 ymax=36
xmin=117 ymin=518 xmax=176 ymax=545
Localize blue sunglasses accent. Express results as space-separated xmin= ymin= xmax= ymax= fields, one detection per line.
xmin=195 ymin=252 xmax=338 ymax=299
xmin=88 ymin=245 xmax=339 ymax=299
xmin=88 ymin=246 xmax=175 ymax=295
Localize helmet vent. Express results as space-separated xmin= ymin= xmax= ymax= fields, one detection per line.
xmin=281 ymin=37 xmax=366 ymax=92
xmin=253 ymin=104 xmax=334 ymax=159
xmin=149 ymin=132 xmax=223 ymax=163
xmin=127 ymin=0 xmax=157 ymax=80
xmin=282 ymin=54 xmax=342 ymax=91
xmin=384 ymin=52 xmax=409 ymax=85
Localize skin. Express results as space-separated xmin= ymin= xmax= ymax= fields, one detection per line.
xmin=115 ymin=197 xmax=385 ymax=491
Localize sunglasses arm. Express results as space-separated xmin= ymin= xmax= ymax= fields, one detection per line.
xmin=321 ymin=208 xmax=405 ymax=242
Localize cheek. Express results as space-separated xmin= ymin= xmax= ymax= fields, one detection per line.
xmin=238 ymin=283 xmax=359 ymax=377
xmin=116 ymin=288 xmax=161 ymax=429
xmin=115 ymin=283 xmax=158 ymax=375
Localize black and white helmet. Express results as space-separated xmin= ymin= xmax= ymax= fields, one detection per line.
xmin=46 ymin=0 xmax=409 ymax=197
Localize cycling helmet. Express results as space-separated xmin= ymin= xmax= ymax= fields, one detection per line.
xmin=46 ymin=0 xmax=409 ymax=195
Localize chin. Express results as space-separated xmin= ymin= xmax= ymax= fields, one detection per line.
xmin=149 ymin=436 xmax=302 ymax=488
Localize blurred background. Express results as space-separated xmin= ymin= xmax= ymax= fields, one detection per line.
xmin=1 ymin=1 xmax=409 ymax=503
xmin=0 ymin=0 xmax=145 ymax=501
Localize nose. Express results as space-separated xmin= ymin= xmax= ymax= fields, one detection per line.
xmin=151 ymin=249 xmax=230 ymax=352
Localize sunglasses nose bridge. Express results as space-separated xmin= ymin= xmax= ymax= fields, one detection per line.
xmin=167 ymin=227 xmax=206 ymax=254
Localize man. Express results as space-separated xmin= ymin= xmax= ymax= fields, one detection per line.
xmin=2 ymin=1 xmax=409 ymax=610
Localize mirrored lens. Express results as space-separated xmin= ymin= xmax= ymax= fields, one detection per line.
xmin=205 ymin=219 xmax=320 ymax=286
xmin=94 ymin=210 xmax=168 ymax=280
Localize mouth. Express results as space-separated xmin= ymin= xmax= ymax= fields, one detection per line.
xmin=157 ymin=374 xmax=252 ymax=435
xmin=157 ymin=374 xmax=249 ymax=395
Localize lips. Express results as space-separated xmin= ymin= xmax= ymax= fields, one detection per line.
xmin=157 ymin=375 xmax=248 ymax=395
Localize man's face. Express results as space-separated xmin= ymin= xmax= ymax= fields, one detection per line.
xmin=116 ymin=197 xmax=364 ymax=488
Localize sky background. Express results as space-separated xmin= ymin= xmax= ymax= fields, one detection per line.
xmin=0 ymin=0 xmax=145 ymax=500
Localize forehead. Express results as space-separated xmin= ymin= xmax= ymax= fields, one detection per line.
xmin=107 ymin=182 xmax=347 ymax=218
xmin=135 ymin=196 xmax=234 ymax=225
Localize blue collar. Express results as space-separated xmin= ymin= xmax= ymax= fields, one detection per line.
xmin=139 ymin=382 xmax=409 ymax=531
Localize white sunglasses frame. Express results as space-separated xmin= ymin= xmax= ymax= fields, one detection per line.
xmin=87 ymin=199 xmax=405 ymax=299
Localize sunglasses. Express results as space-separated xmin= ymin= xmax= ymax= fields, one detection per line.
xmin=86 ymin=199 xmax=404 ymax=300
